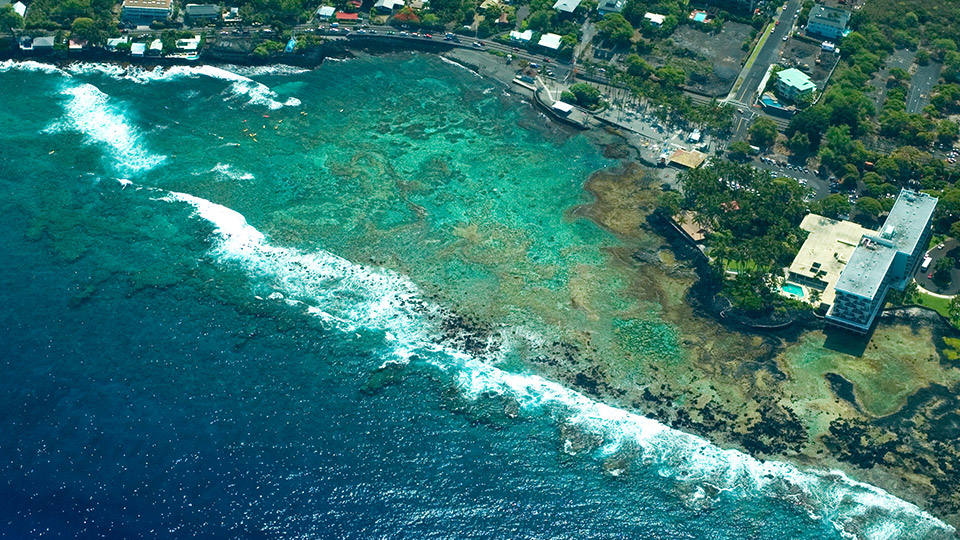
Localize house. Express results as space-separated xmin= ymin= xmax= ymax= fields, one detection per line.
xmin=176 ymin=35 xmax=201 ymax=50
xmin=509 ymin=29 xmax=532 ymax=43
xmin=316 ymin=5 xmax=335 ymax=19
xmin=121 ymin=0 xmax=172 ymax=23
xmin=373 ymin=0 xmax=404 ymax=11
xmin=68 ymin=39 xmax=87 ymax=51
xmin=775 ymin=68 xmax=816 ymax=101
xmin=12 ymin=0 xmax=25 ymax=17
xmin=826 ymin=190 xmax=937 ymax=333
xmin=32 ymin=36 xmax=54 ymax=49
xmin=222 ymin=6 xmax=241 ymax=23
xmin=335 ymin=11 xmax=360 ymax=22
xmin=18 ymin=37 xmax=33 ymax=51
xmin=537 ymin=32 xmax=563 ymax=51
xmin=643 ymin=12 xmax=665 ymax=26
xmin=552 ymin=0 xmax=580 ymax=14
xmin=184 ymin=3 xmax=219 ymax=23
xmin=147 ymin=38 xmax=163 ymax=56
xmin=806 ymin=4 xmax=849 ymax=39
xmin=106 ymin=36 xmax=130 ymax=51
xmin=131 ymin=42 xmax=146 ymax=56
xmin=597 ymin=0 xmax=625 ymax=16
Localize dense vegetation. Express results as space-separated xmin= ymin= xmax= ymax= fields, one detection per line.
xmin=662 ymin=161 xmax=810 ymax=313
xmin=774 ymin=0 xmax=960 ymax=240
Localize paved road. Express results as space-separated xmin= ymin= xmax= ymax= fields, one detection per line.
xmin=728 ymin=0 xmax=802 ymax=105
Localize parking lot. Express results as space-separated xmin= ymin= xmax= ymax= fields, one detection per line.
xmin=751 ymin=155 xmax=829 ymax=198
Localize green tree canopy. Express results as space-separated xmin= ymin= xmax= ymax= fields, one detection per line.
xmin=812 ymin=194 xmax=851 ymax=219
xmin=855 ymin=196 xmax=883 ymax=219
xmin=0 ymin=5 xmax=23 ymax=31
xmin=596 ymin=13 xmax=633 ymax=47
xmin=748 ymin=117 xmax=778 ymax=149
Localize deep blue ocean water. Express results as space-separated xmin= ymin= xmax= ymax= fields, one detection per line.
xmin=0 ymin=56 xmax=952 ymax=540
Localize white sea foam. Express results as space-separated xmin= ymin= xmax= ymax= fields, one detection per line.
xmin=210 ymin=163 xmax=255 ymax=182
xmin=63 ymin=63 xmax=301 ymax=109
xmin=222 ymin=64 xmax=311 ymax=77
xmin=160 ymin=191 xmax=956 ymax=540
xmin=0 ymin=59 xmax=66 ymax=75
xmin=47 ymin=82 xmax=167 ymax=176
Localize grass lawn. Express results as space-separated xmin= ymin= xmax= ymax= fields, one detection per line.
xmin=916 ymin=291 xmax=951 ymax=317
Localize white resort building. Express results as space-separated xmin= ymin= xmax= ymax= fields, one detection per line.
xmin=826 ymin=190 xmax=937 ymax=333
xmin=784 ymin=189 xmax=937 ymax=333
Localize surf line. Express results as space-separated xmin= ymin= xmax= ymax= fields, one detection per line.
xmin=140 ymin=184 xmax=955 ymax=540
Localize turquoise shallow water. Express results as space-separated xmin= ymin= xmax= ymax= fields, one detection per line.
xmin=0 ymin=56 xmax=953 ymax=540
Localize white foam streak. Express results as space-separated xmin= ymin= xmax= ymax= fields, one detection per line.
xmin=161 ymin=191 xmax=439 ymax=359
xmin=438 ymin=55 xmax=484 ymax=79
xmin=211 ymin=163 xmax=255 ymax=181
xmin=0 ymin=59 xmax=66 ymax=75
xmin=63 ymin=63 xmax=301 ymax=109
xmin=48 ymin=82 xmax=167 ymax=176
xmin=162 ymin=191 xmax=955 ymax=540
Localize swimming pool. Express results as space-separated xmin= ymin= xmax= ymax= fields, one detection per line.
xmin=782 ymin=283 xmax=804 ymax=297
xmin=694 ymin=12 xmax=707 ymax=22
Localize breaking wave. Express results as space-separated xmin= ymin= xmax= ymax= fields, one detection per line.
xmin=156 ymin=189 xmax=955 ymax=540
xmin=210 ymin=162 xmax=255 ymax=182
xmin=46 ymin=82 xmax=167 ymax=176
xmin=0 ymin=59 xmax=66 ymax=75
xmin=63 ymin=62 xmax=301 ymax=109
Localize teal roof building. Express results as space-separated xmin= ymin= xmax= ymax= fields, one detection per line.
xmin=776 ymin=68 xmax=817 ymax=101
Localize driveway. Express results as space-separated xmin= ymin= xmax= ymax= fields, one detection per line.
xmin=914 ymin=239 xmax=960 ymax=295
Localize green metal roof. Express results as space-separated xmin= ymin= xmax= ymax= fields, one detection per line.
xmin=777 ymin=68 xmax=816 ymax=92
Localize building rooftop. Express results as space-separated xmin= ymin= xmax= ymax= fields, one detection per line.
xmin=777 ymin=68 xmax=816 ymax=92
xmin=123 ymin=0 xmax=172 ymax=9
xmin=644 ymin=12 xmax=665 ymax=25
xmin=317 ymin=5 xmax=335 ymax=16
xmin=552 ymin=101 xmax=574 ymax=114
xmin=538 ymin=33 xmax=563 ymax=50
xmin=833 ymin=237 xmax=897 ymax=299
xmin=880 ymin=189 xmax=939 ymax=255
xmin=597 ymin=0 xmax=624 ymax=13
xmin=808 ymin=4 xmax=850 ymax=28
xmin=552 ymin=0 xmax=580 ymax=12
xmin=373 ymin=0 xmax=404 ymax=9
xmin=787 ymin=214 xmax=871 ymax=305
xmin=833 ymin=189 xmax=938 ymax=298
xmin=668 ymin=149 xmax=707 ymax=169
